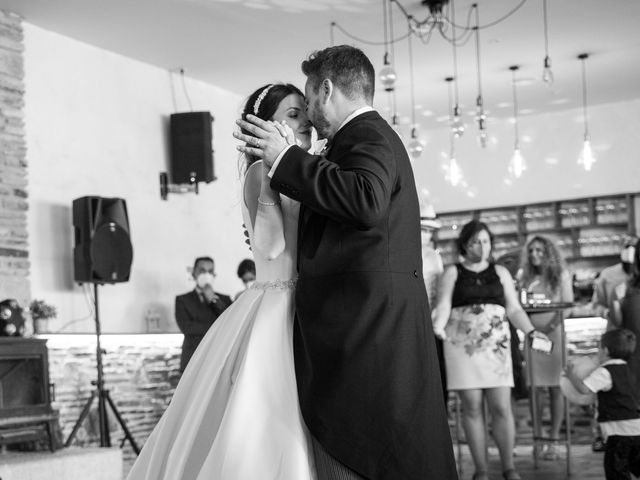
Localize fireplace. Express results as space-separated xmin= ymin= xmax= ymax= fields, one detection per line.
xmin=0 ymin=337 xmax=57 ymax=451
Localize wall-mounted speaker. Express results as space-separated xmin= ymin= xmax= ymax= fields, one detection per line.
xmin=169 ymin=111 xmax=215 ymax=184
xmin=72 ymin=196 xmax=133 ymax=284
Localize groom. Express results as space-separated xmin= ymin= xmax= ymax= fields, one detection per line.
xmin=236 ymin=45 xmax=457 ymax=480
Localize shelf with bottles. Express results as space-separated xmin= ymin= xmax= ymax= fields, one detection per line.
xmin=433 ymin=192 xmax=638 ymax=266
xmin=523 ymin=204 xmax=556 ymax=232
xmin=436 ymin=213 xmax=474 ymax=241
xmin=478 ymin=209 xmax=520 ymax=235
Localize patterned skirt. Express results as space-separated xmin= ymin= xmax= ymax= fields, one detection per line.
xmin=443 ymin=303 xmax=514 ymax=390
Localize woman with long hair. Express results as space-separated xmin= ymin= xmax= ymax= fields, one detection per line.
xmin=517 ymin=235 xmax=573 ymax=460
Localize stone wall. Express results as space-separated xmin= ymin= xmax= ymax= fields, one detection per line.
xmin=44 ymin=334 xmax=182 ymax=469
xmin=0 ymin=10 xmax=29 ymax=305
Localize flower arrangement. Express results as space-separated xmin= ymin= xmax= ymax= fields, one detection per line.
xmin=29 ymin=299 xmax=57 ymax=321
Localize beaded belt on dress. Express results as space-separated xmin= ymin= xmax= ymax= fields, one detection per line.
xmin=249 ymin=277 xmax=297 ymax=291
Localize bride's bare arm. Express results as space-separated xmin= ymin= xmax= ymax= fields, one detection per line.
xmin=243 ymin=161 xmax=285 ymax=260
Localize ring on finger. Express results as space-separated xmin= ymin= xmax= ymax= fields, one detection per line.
xmin=255 ymin=138 xmax=261 ymax=148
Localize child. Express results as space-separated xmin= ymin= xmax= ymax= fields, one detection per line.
xmin=566 ymin=328 xmax=640 ymax=479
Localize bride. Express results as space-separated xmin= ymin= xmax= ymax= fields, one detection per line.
xmin=127 ymin=83 xmax=318 ymax=480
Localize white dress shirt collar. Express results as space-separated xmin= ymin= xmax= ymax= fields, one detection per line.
xmin=337 ymin=106 xmax=374 ymax=134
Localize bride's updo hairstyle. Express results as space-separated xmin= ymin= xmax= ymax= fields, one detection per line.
xmin=241 ymin=83 xmax=304 ymax=170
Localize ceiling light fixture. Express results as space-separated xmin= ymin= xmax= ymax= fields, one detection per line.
xmin=542 ymin=0 xmax=553 ymax=85
xmin=379 ymin=0 xmax=397 ymax=92
xmin=446 ymin=76 xmax=463 ymax=186
xmin=449 ymin=0 xmax=464 ymax=138
xmin=577 ymin=53 xmax=596 ymax=171
xmin=508 ymin=65 xmax=526 ymax=178
xmin=406 ymin=20 xmax=423 ymax=159
xmin=472 ymin=3 xmax=487 ymax=147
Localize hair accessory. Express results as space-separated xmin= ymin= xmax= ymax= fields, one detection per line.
xmin=253 ymin=84 xmax=275 ymax=115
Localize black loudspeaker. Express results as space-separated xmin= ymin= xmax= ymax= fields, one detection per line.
xmin=73 ymin=196 xmax=133 ymax=284
xmin=170 ymin=111 xmax=215 ymax=184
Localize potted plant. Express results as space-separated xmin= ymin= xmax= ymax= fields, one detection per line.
xmin=29 ymin=299 xmax=57 ymax=334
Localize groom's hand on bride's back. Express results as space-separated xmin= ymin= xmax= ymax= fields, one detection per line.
xmin=234 ymin=115 xmax=290 ymax=168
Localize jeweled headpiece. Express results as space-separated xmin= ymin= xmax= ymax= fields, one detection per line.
xmin=253 ymin=84 xmax=275 ymax=115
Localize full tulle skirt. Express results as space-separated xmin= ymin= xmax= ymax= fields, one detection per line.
xmin=127 ymin=285 xmax=316 ymax=480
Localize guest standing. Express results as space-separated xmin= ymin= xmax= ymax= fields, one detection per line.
xmin=593 ymin=237 xmax=637 ymax=329
xmin=175 ymin=256 xmax=232 ymax=372
xmin=517 ymin=235 xmax=573 ymax=460
xmin=433 ymin=220 xmax=547 ymax=480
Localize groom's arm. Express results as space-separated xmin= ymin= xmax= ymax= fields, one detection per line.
xmin=271 ymin=125 xmax=395 ymax=229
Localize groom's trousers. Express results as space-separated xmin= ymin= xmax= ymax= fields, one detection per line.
xmin=311 ymin=436 xmax=366 ymax=480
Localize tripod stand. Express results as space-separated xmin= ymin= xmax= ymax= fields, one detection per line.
xmin=64 ymin=283 xmax=140 ymax=454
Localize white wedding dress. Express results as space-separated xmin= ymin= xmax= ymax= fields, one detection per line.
xmin=127 ymin=178 xmax=316 ymax=479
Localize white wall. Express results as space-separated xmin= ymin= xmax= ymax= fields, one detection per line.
xmin=410 ymin=98 xmax=640 ymax=213
xmin=22 ymin=22 xmax=640 ymax=332
xmin=24 ymin=24 xmax=249 ymax=333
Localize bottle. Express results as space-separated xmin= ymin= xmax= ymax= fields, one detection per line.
xmin=520 ymin=288 xmax=528 ymax=305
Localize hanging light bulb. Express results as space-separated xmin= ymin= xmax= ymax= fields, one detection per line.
xmin=408 ymin=127 xmax=423 ymax=159
xmin=473 ymin=4 xmax=488 ymax=147
xmin=444 ymin=76 xmax=463 ymax=187
xmin=579 ymin=136 xmax=595 ymax=171
xmin=577 ymin=53 xmax=596 ymax=171
xmin=451 ymin=105 xmax=465 ymax=138
xmin=542 ymin=56 xmax=554 ymax=85
xmin=391 ymin=113 xmax=403 ymax=139
xmin=541 ymin=0 xmax=554 ymax=85
xmin=448 ymin=154 xmax=462 ymax=187
xmin=405 ymin=18 xmax=422 ymax=159
xmin=508 ymin=65 xmax=527 ymax=179
xmin=449 ymin=2 xmax=465 ymax=138
xmin=380 ymin=60 xmax=397 ymax=92
xmin=509 ymin=148 xmax=527 ymax=178
xmin=379 ymin=1 xmax=397 ymax=92
xmin=477 ymin=110 xmax=488 ymax=148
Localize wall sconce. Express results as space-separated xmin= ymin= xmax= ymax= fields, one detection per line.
xmin=159 ymin=171 xmax=200 ymax=201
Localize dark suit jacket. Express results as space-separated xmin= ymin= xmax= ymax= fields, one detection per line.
xmin=271 ymin=111 xmax=457 ymax=479
xmin=175 ymin=289 xmax=231 ymax=372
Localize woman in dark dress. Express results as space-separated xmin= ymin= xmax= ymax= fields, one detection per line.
xmin=433 ymin=220 xmax=549 ymax=480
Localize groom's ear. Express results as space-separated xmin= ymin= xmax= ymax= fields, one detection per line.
xmin=320 ymin=78 xmax=333 ymax=104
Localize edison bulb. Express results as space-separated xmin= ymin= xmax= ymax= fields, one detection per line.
xmin=379 ymin=65 xmax=397 ymax=92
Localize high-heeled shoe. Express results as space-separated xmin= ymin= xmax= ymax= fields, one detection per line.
xmin=502 ymin=469 xmax=522 ymax=480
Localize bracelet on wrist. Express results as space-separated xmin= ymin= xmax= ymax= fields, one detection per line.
xmin=257 ymin=197 xmax=280 ymax=206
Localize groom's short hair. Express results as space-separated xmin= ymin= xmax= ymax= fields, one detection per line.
xmin=302 ymin=45 xmax=375 ymax=104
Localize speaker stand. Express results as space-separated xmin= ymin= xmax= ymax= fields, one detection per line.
xmin=64 ymin=283 xmax=140 ymax=454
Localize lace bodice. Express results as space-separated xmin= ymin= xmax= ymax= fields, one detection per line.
xmin=451 ymin=263 xmax=505 ymax=308
xmin=241 ymin=191 xmax=299 ymax=284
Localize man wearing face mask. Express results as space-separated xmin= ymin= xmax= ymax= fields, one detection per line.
xmin=592 ymin=237 xmax=638 ymax=330
xmin=175 ymin=256 xmax=232 ymax=372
